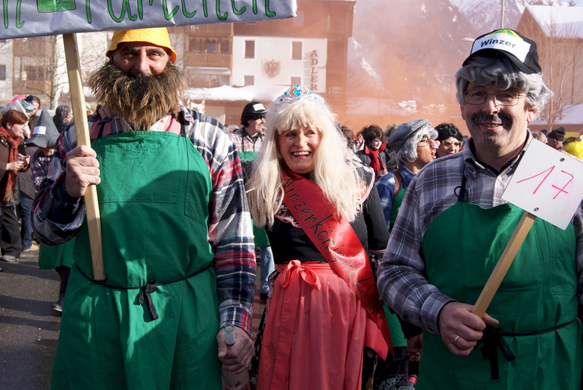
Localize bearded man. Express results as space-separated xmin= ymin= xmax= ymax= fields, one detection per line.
xmin=32 ymin=28 xmax=256 ymax=389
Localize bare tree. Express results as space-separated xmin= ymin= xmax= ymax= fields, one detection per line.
xmin=521 ymin=6 xmax=583 ymax=129
xmin=12 ymin=36 xmax=69 ymax=108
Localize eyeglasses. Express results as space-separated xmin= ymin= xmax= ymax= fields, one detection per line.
xmin=441 ymin=140 xmax=462 ymax=148
xmin=464 ymin=89 xmax=524 ymax=106
xmin=418 ymin=136 xmax=431 ymax=146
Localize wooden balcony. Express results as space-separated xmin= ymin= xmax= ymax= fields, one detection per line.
xmin=183 ymin=23 xmax=233 ymax=36
xmin=12 ymin=79 xmax=50 ymax=96
xmin=13 ymin=38 xmax=54 ymax=58
xmin=184 ymin=52 xmax=232 ymax=68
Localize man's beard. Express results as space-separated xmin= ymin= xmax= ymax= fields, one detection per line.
xmin=88 ymin=62 xmax=186 ymax=130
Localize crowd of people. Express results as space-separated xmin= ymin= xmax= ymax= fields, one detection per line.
xmin=0 ymin=25 xmax=579 ymax=390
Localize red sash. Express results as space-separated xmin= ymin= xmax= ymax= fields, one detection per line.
xmin=281 ymin=170 xmax=392 ymax=353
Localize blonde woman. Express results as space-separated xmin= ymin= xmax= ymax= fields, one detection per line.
xmin=247 ymin=85 xmax=391 ymax=390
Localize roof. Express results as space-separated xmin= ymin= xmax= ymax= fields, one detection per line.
xmin=531 ymin=103 xmax=583 ymax=125
xmin=184 ymin=85 xmax=290 ymax=103
xmin=525 ymin=5 xmax=583 ymax=39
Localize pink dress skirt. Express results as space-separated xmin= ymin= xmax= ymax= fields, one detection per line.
xmin=257 ymin=261 xmax=388 ymax=390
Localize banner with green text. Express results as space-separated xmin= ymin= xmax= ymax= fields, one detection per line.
xmin=0 ymin=0 xmax=296 ymax=39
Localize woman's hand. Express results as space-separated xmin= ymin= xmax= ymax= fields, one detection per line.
xmin=6 ymin=160 xmax=25 ymax=171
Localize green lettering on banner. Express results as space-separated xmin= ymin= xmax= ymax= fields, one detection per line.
xmin=231 ymin=0 xmax=244 ymax=15
xmin=108 ymin=0 xmax=138 ymax=22
xmin=86 ymin=0 xmax=92 ymax=23
xmin=15 ymin=0 xmax=22 ymax=27
xmin=181 ymin=0 xmax=195 ymax=18
xmin=3 ymin=0 xmax=8 ymax=28
xmin=216 ymin=0 xmax=226 ymax=21
xmin=163 ymin=0 xmax=178 ymax=19
xmin=265 ymin=0 xmax=274 ymax=17
xmin=202 ymin=0 xmax=207 ymax=17
xmin=252 ymin=0 xmax=256 ymax=14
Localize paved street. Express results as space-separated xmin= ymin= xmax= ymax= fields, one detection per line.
xmin=0 ymin=244 xmax=61 ymax=390
xmin=0 ymin=244 xmax=266 ymax=389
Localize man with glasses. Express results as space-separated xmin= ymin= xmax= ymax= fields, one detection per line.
xmin=231 ymin=102 xmax=275 ymax=302
xmin=378 ymin=29 xmax=582 ymax=389
xmin=435 ymin=123 xmax=463 ymax=158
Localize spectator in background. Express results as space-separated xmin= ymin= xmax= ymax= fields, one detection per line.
xmin=0 ymin=110 xmax=31 ymax=263
xmin=531 ymin=131 xmax=547 ymax=144
xmin=339 ymin=125 xmax=355 ymax=153
xmin=435 ymin=123 xmax=463 ymax=158
xmin=231 ymin=101 xmax=274 ymax=302
xmin=547 ymin=127 xmax=565 ymax=150
xmin=29 ymin=123 xmax=70 ymax=312
xmin=357 ymin=125 xmax=391 ymax=180
xmin=53 ymin=105 xmax=73 ymax=134
xmin=25 ymin=95 xmax=41 ymax=134
xmin=354 ymin=131 xmax=365 ymax=152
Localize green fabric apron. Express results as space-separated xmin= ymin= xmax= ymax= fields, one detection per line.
xmin=51 ymin=131 xmax=221 ymax=390
xmin=37 ymin=238 xmax=75 ymax=270
xmin=418 ymin=200 xmax=582 ymax=389
xmin=384 ymin=183 xmax=407 ymax=348
xmin=389 ymin=186 xmax=406 ymax=233
xmin=239 ymin=150 xmax=269 ymax=248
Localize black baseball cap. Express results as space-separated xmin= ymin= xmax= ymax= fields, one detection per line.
xmin=242 ymin=102 xmax=267 ymax=117
xmin=463 ymin=29 xmax=542 ymax=74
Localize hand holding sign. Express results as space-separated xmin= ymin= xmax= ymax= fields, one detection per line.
xmin=472 ymin=139 xmax=583 ymax=318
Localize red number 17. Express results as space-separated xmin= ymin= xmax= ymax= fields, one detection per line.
xmin=516 ymin=166 xmax=574 ymax=199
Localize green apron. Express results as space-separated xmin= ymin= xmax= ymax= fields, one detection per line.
xmin=384 ymin=182 xmax=407 ymax=348
xmin=37 ymin=239 xmax=75 ymax=270
xmin=419 ymin=200 xmax=582 ymax=389
xmin=51 ymin=132 xmax=221 ymax=390
xmin=389 ymin=186 xmax=406 ymax=233
xmin=239 ymin=150 xmax=269 ymax=248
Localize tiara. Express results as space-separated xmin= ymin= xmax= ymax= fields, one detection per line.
xmin=275 ymin=84 xmax=321 ymax=111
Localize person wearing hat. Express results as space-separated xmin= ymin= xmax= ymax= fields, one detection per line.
xmin=377 ymin=119 xmax=439 ymax=233
xmin=374 ymin=119 xmax=439 ymax=387
xmin=378 ymin=29 xmax=582 ymax=389
xmin=28 ymin=118 xmax=73 ymax=313
xmin=434 ymin=123 xmax=464 ymax=158
xmin=546 ymin=126 xmax=565 ymax=150
xmin=231 ymin=101 xmax=274 ymax=302
xmin=32 ymin=27 xmax=255 ymax=389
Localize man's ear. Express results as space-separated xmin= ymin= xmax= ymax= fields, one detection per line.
xmin=526 ymin=107 xmax=538 ymax=123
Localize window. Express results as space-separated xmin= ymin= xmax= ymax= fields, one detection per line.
xmin=189 ymin=38 xmax=203 ymax=52
xmin=206 ymin=40 xmax=217 ymax=53
xmin=292 ymin=11 xmax=304 ymax=26
xmin=0 ymin=65 xmax=6 ymax=81
xmin=245 ymin=40 xmax=255 ymax=59
xmin=220 ymin=40 xmax=230 ymax=53
xmin=290 ymin=76 xmax=301 ymax=86
xmin=244 ymin=75 xmax=254 ymax=86
xmin=292 ymin=41 xmax=302 ymax=60
xmin=25 ymin=65 xmax=44 ymax=80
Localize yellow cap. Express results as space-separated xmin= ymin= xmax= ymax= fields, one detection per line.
xmin=107 ymin=27 xmax=177 ymax=62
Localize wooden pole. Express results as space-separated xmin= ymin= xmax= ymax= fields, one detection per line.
xmin=62 ymin=33 xmax=105 ymax=281
xmin=472 ymin=211 xmax=536 ymax=318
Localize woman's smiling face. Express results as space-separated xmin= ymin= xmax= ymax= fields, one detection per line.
xmin=278 ymin=126 xmax=321 ymax=174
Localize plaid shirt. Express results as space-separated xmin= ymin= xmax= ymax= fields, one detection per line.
xmin=377 ymin=135 xmax=583 ymax=334
xmin=230 ymin=127 xmax=265 ymax=153
xmin=32 ymin=105 xmax=256 ymax=334
xmin=30 ymin=149 xmax=53 ymax=192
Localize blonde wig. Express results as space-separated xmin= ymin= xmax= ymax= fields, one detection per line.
xmin=247 ymin=88 xmax=362 ymax=228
